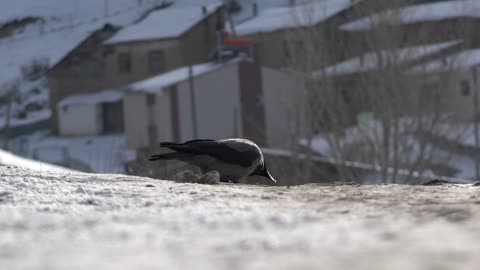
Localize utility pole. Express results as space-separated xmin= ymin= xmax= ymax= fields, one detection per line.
xmin=2 ymin=95 xmax=13 ymax=150
xmin=224 ymin=0 xmax=237 ymax=37
xmin=104 ymin=0 xmax=109 ymax=18
xmin=472 ymin=66 xmax=480 ymax=180
xmin=188 ymin=65 xmax=198 ymax=138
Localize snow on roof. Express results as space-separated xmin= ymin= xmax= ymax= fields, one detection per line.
xmin=0 ymin=0 xmax=158 ymax=93
xmin=341 ymin=0 xmax=480 ymax=31
xmin=105 ymin=2 xmax=223 ymax=44
xmin=236 ymin=0 xmax=361 ymax=36
xmin=410 ymin=48 xmax=480 ymax=74
xmin=314 ymin=41 xmax=460 ymax=77
xmin=127 ymin=61 xmax=226 ymax=93
xmin=0 ymin=149 xmax=73 ymax=173
xmin=59 ymin=90 xmax=123 ymax=107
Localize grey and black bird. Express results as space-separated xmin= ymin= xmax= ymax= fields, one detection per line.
xmin=149 ymin=138 xmax=276 ymax=183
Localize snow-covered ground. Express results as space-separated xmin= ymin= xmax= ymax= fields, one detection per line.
xmin=299 ymin=118 xmax=480 ymax=181
xmin=1 ymin=165 xmax=480 ymax=270
xmin=3 ymin=131 xmax=129 ymax=174
xmin=0 ymin=149 xmax=72 ymax=173
xmin=26 ymin=133 xmax=129 ymax=174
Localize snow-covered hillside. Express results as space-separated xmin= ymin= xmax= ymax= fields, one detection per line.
xmin=0 ymin=0 xmax=172 ymax=128
xmin=0 ymin=0 xmax=291 ymax=129
xmin=0 ymin=149 xmax=72 ymax=172
xmin=1 ymin=165 xmax=480 ymax=269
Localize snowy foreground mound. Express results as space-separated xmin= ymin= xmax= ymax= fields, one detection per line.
xmin=1 ymin=166 xmax=480 ymax=270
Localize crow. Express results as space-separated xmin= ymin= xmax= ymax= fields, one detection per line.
xmin=149 ymin=138 xmax=276 ymax=183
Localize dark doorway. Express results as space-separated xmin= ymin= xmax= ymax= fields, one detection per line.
xmin=102 ymin=102 xmax=124 ymax=134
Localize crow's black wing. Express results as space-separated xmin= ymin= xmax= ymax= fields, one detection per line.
xmin=160 ymin=140 xmax=257 ymax=167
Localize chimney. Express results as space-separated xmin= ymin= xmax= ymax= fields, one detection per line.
xmin=202 ymin=6 xmax=207 ymax=16
xmin=252 ymin=3 xmax=258 ymax=17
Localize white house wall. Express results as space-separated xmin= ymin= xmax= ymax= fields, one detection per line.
xmin=58 ymin=103 xmax=101 ymax=136
xmin=177 ymin=80 xmax=194 ymax=141
xmin=261 ymin=67 xmax=306 ymax=148
xmin=123 ymin=93 xmax=149 ymax=149
xmin=177 ymin=64 xmax=242 ymax=141
xmin=154 ymin=92 xmax=173 ymax=142
xmin=447 ymin=70 xmax=480 ymax=119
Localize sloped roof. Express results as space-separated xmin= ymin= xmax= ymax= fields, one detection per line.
xmin=126 ymin=62 xmax=224 ymax=93
xmin=59 ymin=90 xmax=123 ymax=107
xmin=341 ymin=0 xmax=480 ymax=31
xmin=410 ymin=48 xmax=480 ymax=74
xmin=236 ymin=0 xmax=361 ymax=36
xmin=105 ymin=2 xmax=223 ymax=44
xmin=314 ymin=40 xmax=460 ymax=77
xmin=126 ymin=58 xmax=249 ymax=93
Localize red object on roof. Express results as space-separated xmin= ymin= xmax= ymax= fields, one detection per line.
xmin=222 ymin=31 xmax=253 ymax=46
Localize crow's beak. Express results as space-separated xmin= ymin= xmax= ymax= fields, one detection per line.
xmin=260 ymin=165 xmax=276 ymax=183
xmin=264 ymin=169 xmax=276 ymax=183
xmin=251 ymin=162 xmax=277 ymax=183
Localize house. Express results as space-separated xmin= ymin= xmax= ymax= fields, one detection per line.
xmin=47 ymin=23 xmax=120 ymax=134
xmin=409 ymin=48 xmax=480 ymax=119
xmin=340 ymin=0 xmax=480 ymax=54
xmin=234 ymin=0 xmax=363 ymax=68
xmin=48 ymin=3 xmax=225 ymax=134
xmin=102 ymin=2 xmax=225 ymax=87
xmin=57 ymin=90 xmax=123 ymax=136
xmin=122 ymin=58 xmax=306 ymax=151
xmin=311 ymin=40 xmax=462 ymax=126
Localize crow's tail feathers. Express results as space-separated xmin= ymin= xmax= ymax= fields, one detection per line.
xmin=159 ymin=141 xmax=182 ymax=147
xmin=149 ymin=152 xmax=190 ymax=161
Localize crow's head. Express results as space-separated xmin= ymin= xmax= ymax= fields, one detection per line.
xmin=251 ymin=160 xmax=276 ymax=183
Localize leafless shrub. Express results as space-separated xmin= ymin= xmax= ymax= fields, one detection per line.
xmin=283 ymin=0 xmax=470 ymax=183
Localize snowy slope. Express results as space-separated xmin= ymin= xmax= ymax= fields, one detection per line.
xmin=236 ymin=0 xmax=361 ymax=35
xmin=0 ymin=0 xmax=167 ymax=91
xmin=410 ymin=48 xmax=480 ymax=73
xmin=314 ymin=41 xmax=460 ymax=77
xmin=1 ymin=166 xmax=480 ymax=270
xmin=341 ymin=0 xmax=480 ymax=31
xmin=0 ymin=0 xmax=144 ymax=26
xmin=30 ymin=134 xmax=128 ymax=174
xmin=0 ymin=0 xmax=170 ymax=128
xmin=0 ymin=149 xmax=72 ymax=173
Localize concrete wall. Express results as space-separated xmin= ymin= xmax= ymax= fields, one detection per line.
xmin=123 ymin=61 xmax=308 ymax=151
xmin=441 ymin=70 xmax=480 ymax=120
xmin=123 ymin=93 xmax=149 ymax=149
xmin=261 ymin=67 xmax=306 ymax=148
xmin=154 ymin=92 xmax=174 ymax=142
xmin=105 ymin=39 xmax=183 ymax=87
xmin=176 ymin=63 xmax=242 ymax=141
xmin=243 ymin=31 xmax=288 ymax=69
xmin=58 ymin=104 xmax=101 ymax=136
xmin=180 ymin=8 xmax=224 ymax=65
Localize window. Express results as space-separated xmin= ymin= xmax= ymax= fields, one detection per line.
xmin=102 ymin=102 xmax=124 ymax=134
xmin=341 ymin=89 xmax=351 ymax=104
xmin=461 ymin=80 xmax=471 ymax=96
xmin=148 ymin=50 xmax=165 ymax=73
xmin=118 ymin=52 xmax=131 ymax=73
